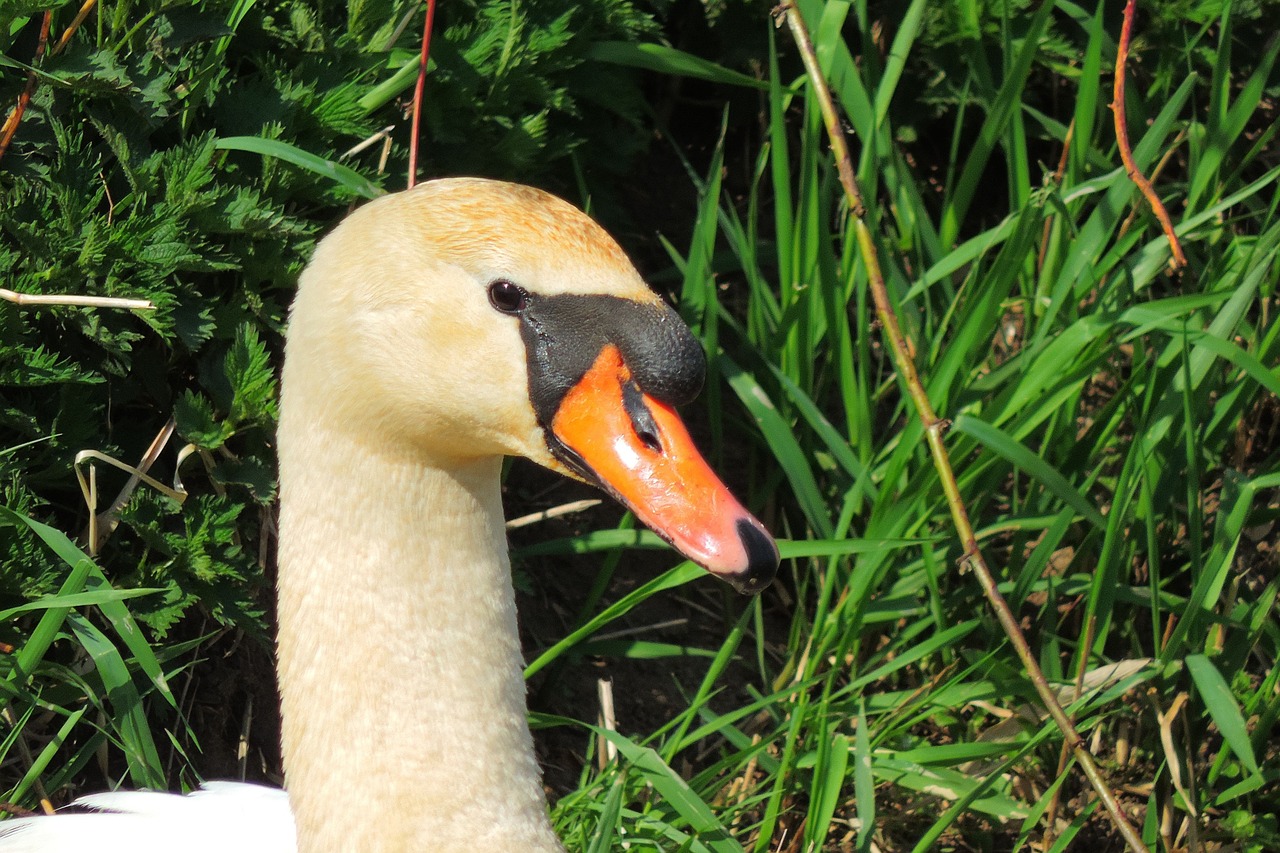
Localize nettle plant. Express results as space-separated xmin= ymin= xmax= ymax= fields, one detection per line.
xmin=0 ymin=0 xmax=662 ymax=795
xmin=1 ymin=0 xmax=658 ymax=625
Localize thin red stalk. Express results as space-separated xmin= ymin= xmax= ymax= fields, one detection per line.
xmin=1112 ymin=0 xmax=1187 ymax=269
xmin=406 ymin=0 xmax=438 ymax=189
xmin=0 ymin=11 xmax=54 ymax=163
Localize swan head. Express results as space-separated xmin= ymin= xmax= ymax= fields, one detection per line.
xmin=284 ymin=178 xmax=778 ymax=592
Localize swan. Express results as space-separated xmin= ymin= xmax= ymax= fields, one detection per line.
xmin=0 ymin=178 xmax=779 ymax=852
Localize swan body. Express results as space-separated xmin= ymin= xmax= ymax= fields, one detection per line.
xmin=0 ymin=179 xmax=778 ymax=852
xmin=0 ymin=784 xmax=294 ymax=852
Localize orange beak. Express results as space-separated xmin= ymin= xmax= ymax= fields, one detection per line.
xmin=550 ymin=346 xmax=778 ymax=593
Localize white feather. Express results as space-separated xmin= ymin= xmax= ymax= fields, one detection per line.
xmin=0 ymin=783 xmax=295 ymax=853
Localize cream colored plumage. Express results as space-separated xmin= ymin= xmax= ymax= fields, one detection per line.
xmin=0 ymin=178 xmax=776 ymax=853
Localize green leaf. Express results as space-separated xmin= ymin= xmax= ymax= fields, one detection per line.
xmin=66 ymin=612 xmax=165 ymax=789
xmin=721 ymin=355 xmax=832 ymax=538
xmin=954 ymin=414 xmax=1106 ymax=530
xmin=1186 ymin=654 xmax=1261 ymax=776
xmin=587 ymin=42 xmax=767 ymax=90
xmin=597 ymin=730 xmax=743 ymax=852
xmin=225 ymin=323 xmax=278 ymax=424
xmin=0 ymin=588 xmax=162 ymax=620
xmin=174 ymin=390 xmax=232 ymax=450
xmin=213 ymin=136 xmax=384 ymax=199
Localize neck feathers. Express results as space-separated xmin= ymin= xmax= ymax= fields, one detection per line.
xmin=275 ymin=418 xmax=562 ymax=852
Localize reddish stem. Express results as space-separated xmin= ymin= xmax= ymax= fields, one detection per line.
xmin=1112 ymin=0 xmax=1187 ymax=269
xmin=0 ymin=11 xmax=54 ymax=163
xmin=406 ymin=0 xmax=438 ymax=189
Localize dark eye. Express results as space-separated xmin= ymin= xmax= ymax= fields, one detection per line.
xmin=487 ymin=279 xmax=528 ymax=315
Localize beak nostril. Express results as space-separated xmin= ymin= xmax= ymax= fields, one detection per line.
xmin=637 ymin=429 xmax=662 ymax=454
xmin=621 ymin=380 xmax=664 ymax=455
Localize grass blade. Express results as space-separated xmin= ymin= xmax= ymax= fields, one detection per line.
xmin=214 ymin=136 xmax=384 ymax=199
xmin=1185 ymin=654 xmax=1261 ymax=776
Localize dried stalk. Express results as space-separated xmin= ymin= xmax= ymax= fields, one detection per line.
xmin=1036 ymin=118 xmax=1075 ymax=275
xmin=1 ymin=288 xmax=155 ymax=310
xmin=342 ymin=125 xmax=396 ymax=159
xmin=75 ymin=419 xmax=186 ymax=554
xmin=777 ymin=4 xmax=1148 ymax=850
xmin=506 ymin=498 xmax=602 ymax=529
xmin=51 ymin=0 xmax=98 ymax=56
xmin=596 ymin=676 xmax=618 ymax=769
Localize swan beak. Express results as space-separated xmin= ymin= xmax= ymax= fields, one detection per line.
xmin=549 ymin=346 xmax=779 ymax=594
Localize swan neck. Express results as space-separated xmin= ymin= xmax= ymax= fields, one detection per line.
xmin=275 ymin=428 xmax=562 ymax=852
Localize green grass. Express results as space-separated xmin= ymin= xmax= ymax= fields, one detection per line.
xmin=3 ymin=1 xmax=1279 ymax=851
xmin=542 ymin=2 xmax=1279 ymax=849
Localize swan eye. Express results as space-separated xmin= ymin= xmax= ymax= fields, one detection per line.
xmin=488 ymin=279 xmax=528 ymax=315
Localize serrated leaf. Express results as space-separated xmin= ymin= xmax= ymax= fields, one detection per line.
xmin=173 ymin=299 xmax=216 ymax=350
xmin=213 ymin=454 xmax=277 ymax=503
xmin=225 ymin=323 xmax=278 ymax=424
xmin=174 ymin=389 xmax=232 ymax=449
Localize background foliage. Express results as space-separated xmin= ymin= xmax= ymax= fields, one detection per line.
xmin=2 ymin=0 xmax=1278 ymax=850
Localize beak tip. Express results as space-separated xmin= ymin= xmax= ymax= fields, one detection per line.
xmin=724 ymin=518 xmax=779 ymax=595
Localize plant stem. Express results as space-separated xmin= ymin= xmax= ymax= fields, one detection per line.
xmin=1112 ymin=0 xmax=1187 ymax=270
xmin=51 ymin=0 xmax=99 ymax=56
xmin=406 ymin=0 xmax=438 ymax=189
xmin=0 ymin=11 xmax=53 ymax=163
